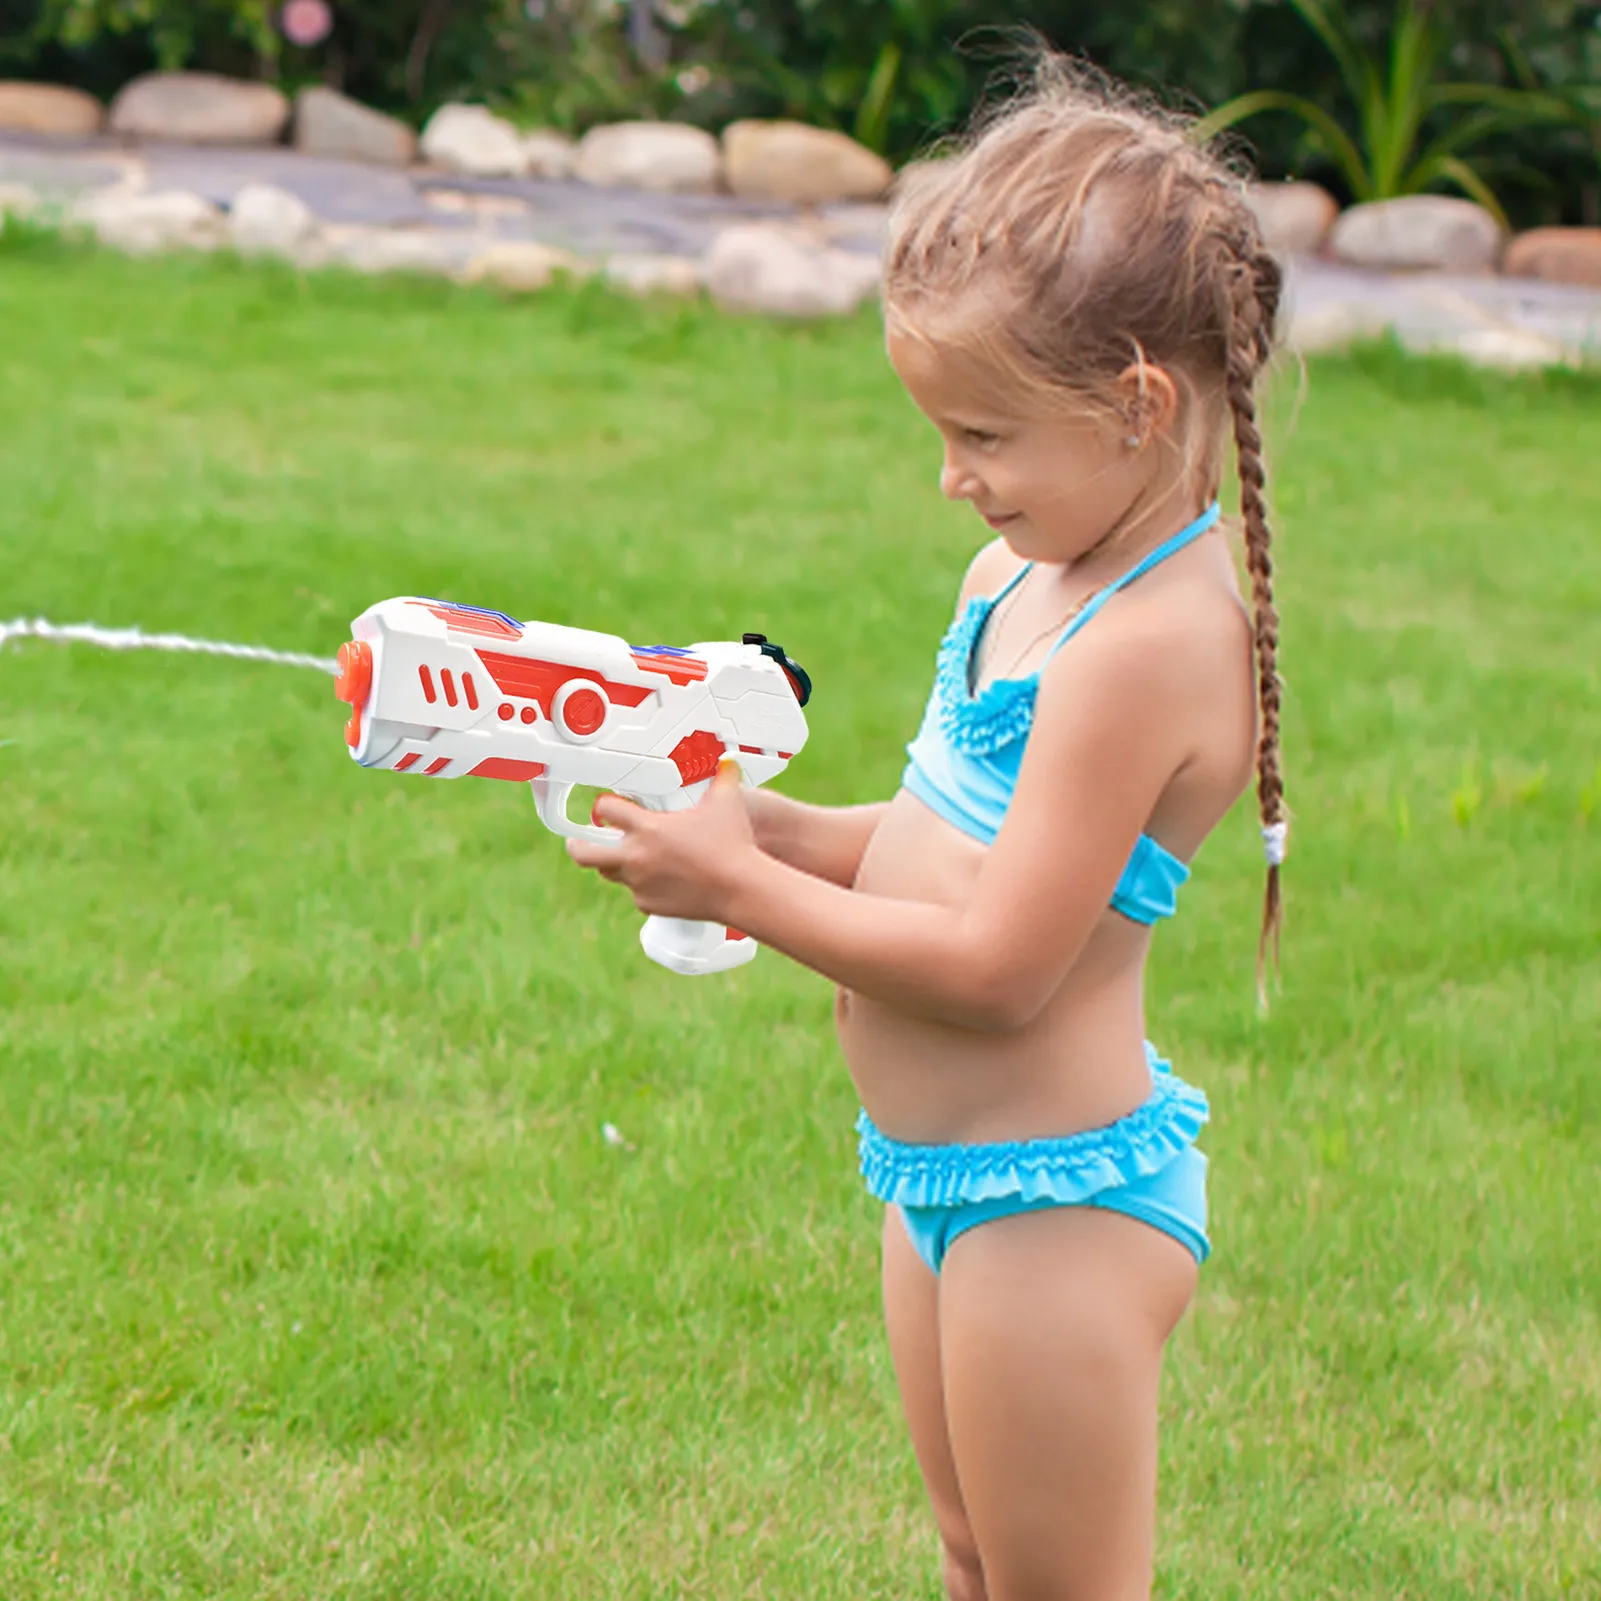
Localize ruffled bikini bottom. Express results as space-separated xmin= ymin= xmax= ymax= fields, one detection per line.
xmin=855 ymin=1044 xmax=1210 ymax=1275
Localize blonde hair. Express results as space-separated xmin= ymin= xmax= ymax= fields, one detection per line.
xmin=885 ymin=54 xmax=1288 ymax=970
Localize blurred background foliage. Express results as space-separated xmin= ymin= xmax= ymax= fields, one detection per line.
xmin=0 ymin=0 xmax=1597 ymax=224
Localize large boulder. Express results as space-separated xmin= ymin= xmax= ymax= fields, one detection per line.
xmin=74 ymin=188 xmax=227 ymax=254
xmin=575 ymin=121 xmax=721 ymax=194
xmin=1246 ymin=180 xmax=1338 ymax=257
xmin=705 ymin=223 xmax=880 ymax=317
xmin=229 ymin=182 xmax=318 ymax=259
xmin=294 ymin=86 xmax=416 ymax=167
xmin=108 ymin=72 xmax=289 ymax=146
xmin=1502 ymin=227 xmax=1601 ymax=289
xmin=0 ymin=82 xmax=103 ymax=137
xmin=419 ymin=104 xmax=525 ymax=177
xmin=1329 ymin=196 xmax=1502 ymax=273
xmin=722 ymin=120 xmax=892 ymax=205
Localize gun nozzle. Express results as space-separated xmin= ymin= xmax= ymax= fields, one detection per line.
xmin=335 ymin=640 xmax=373 ymax=709
xmin=336 ymin=640 xmax=373 ymax=749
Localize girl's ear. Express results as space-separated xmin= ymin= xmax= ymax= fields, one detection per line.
xmin=1112 ymin=361 xmax=1180 ymax=444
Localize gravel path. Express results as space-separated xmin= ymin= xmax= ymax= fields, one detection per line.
xmin=5 ymin=130 xmax=1598 ymax=356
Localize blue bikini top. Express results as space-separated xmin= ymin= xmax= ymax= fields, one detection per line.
xmin=901 ymin=503 xmax=1221 ymax=924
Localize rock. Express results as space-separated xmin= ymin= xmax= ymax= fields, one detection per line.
xmin=1449 ymin=326 xmax=1573 ymax=370
xmin=229 ymin=182 xmax=318 ymax=259
xmin=722 ymin=119 xmax=892 ymax=205
xmin=73 ymin=188 xmax=227 ymax=254
xmin=0 ymin=82 xmax=104 ymax=137
xmin=293 ymin=86 xmax=416 ymax=167
xmin=108 ymin=72 xmax=290 ymax=146
xmin=1329 ymin=196 xmax=1503 ymax=273
xmin=604 ymin=253 xmax=702 ymax=298
xmin=575 ymin=121 xmax=721 ymax=194
xmin=462 ymin=241 xmax=589 ymax=292
xmin=1282 ymin=300 xmax=1392 ymax=354
xmin=419 ymin=104 xmax=526 ymax=177
xmin=1502 ymin=227 xmax=1601 ymax=289
xmin=522 ymin=129 xmax=577 ymax=180
xmin=0 ymin=182 xmax=40 ymax=220
xmin=324 ymin=226 xmax=472 ymax=276
xmin=705 ymin=223 xmax=880 ymax=318
xmin=1246 ymin=181 xmax=1338 ymax=257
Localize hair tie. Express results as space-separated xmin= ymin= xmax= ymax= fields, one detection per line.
xmin=1262 ymin=820 xmax=1289 ymax=868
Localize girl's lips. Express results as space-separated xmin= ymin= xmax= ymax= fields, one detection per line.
xmin=982 ymin=512 xmax=1020 ymax=529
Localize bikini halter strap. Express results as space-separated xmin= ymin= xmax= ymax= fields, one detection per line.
xmin=1044 ymin=502 xmax=1222 ymax=659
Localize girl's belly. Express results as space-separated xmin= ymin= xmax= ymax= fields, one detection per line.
xmin=837 ymin=789 xmax=1157 ymax=1144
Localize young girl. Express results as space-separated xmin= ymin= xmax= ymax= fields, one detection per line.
xmin=568 ymin=56 xmax=1286 ymax=1601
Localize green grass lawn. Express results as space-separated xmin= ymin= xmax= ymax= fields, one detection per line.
xmin=1 ymin=232 xmax=1597 ymax=1600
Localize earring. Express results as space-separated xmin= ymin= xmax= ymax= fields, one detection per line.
xmin=1125 ymin=434 xmax=1143 ymax=450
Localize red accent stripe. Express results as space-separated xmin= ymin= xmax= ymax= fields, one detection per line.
xmin=417 ymin=602 xmax=523 ymax=640
xmin=739 ymin=744 xmax=763 ymax=755
xmin=474 ymin=652 xmax=652 ymax=716
xmin=631 ymin=652 xmax=708 ymax=685
xmin=463 ymin=672 xmax=479 ymax=711
xmin=441 ymin=668 xmax=458 ymax=708
xmin=777 ymin=751 xmax=794 ymax=760
xmin=418 ymin=664 xmax=436 ymax=704
xmin=467 ymin=758 xmax=548 ymax=782
xmin=394 ymin=753 xmax=420 ymax=772
xmin=725 ymin=927 xmax=747 ymax=942
xmin=424 ymin=757 xmax=450 ymax=775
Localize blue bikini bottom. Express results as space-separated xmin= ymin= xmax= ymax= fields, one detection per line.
xmin=855 ymin=1046 xmax=1211 ymax=1275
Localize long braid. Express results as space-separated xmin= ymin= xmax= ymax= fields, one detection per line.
xmin=1223 ymin=237 xmax=1288 ymax=999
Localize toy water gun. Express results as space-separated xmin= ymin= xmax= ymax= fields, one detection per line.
xmin=334 ymin=597 xmax=811 ymax=976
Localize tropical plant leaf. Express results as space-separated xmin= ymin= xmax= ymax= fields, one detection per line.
xmin=1194 ymin=89 xmax=1373 ymax=199
xmin=853 ymin=40 xmax=902 ymax=154
xmin=1285 ymin=0 xmax=1373 ymax=114
xmin=1412 ymin=152 xmax=1513 ymax=228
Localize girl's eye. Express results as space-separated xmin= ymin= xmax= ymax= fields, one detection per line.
xmin=962 ymin=428 xmax=1000 ymax=447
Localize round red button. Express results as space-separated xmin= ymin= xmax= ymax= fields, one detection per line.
xmin=561 ymin=688 xmax=606 ymax=736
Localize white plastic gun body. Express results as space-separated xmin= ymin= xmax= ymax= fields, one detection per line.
xmin=335 ymin=598 xmax=810 ymax=975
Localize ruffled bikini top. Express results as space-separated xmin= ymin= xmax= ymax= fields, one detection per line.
xmin=901 ymin=503 xmax=1221 ymax=925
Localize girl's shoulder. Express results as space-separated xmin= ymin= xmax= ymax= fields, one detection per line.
xmin=955 ymin=537 xmax=1027 ymax=610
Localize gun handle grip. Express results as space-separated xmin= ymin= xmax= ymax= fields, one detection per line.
xmin=640 ymin=916 xmax=758 ymax=977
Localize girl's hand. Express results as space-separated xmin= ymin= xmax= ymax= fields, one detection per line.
xmin=564 ymin=759 xmax=757 ymax=923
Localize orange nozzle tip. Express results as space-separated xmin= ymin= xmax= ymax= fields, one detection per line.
xmin=335 ymin=640 xmax=373 ymax=710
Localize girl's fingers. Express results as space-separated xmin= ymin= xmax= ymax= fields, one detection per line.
xmin=592 ymin=792 xmax=646 ymax=829
xmin=566 ymin=838 xmax=623 ymax=869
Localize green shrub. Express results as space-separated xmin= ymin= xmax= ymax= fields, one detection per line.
xmin=2 ymin=0 xmax=1597 ymax=223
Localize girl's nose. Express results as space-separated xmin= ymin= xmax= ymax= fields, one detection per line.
xmin=940 ymin=453 xmax=977 ymax=501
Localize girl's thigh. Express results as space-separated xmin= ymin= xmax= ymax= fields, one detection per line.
xmin=880 ymin=1206 xmax=986 ymax=1598
xmin=939 ymin=1205 xmax=1198 ymax=1601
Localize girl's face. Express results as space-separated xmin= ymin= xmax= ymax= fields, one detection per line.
xmin=886 ymin=322 xmax=1168 ymax=565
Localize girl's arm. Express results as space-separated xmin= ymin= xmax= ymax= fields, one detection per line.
xmin=571 ymin=604 xmax=1212 ymax=1033
xmin=738 ymin=539 xmax=1011 ymax=889
xmin=743 ymin=790 xmax=888 ymax=889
